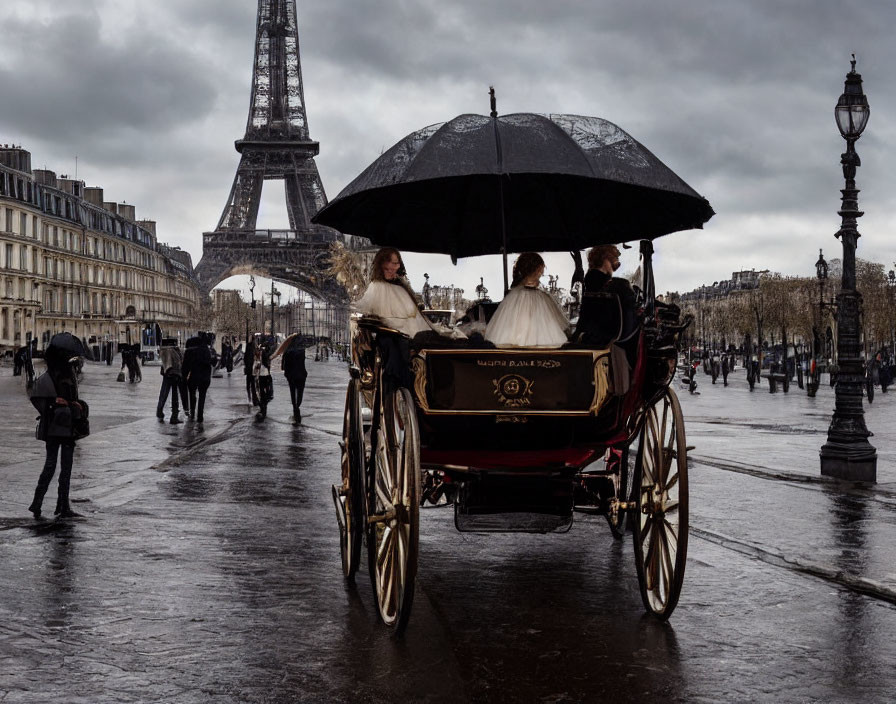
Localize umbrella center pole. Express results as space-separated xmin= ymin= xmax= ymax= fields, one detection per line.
xmin=499 ymin=178 xmax=509 ymax=294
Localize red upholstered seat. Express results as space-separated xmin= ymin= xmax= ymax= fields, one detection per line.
xmin=420 ymin=447 xmax=600 ymax=472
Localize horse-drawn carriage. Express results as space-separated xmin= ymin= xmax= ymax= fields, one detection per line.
xmin=314 ymin=109 xmax=713 ymax=634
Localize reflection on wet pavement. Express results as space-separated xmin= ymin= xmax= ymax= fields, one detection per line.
xmin=1 ymin=360 xmax=895 ymax=702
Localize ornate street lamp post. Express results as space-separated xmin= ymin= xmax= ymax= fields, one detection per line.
xmin=820 ymin=56 xmax=876 ymax=482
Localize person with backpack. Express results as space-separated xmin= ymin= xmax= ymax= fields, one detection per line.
xmin=28 ymin=333 xmax=89 ymax=519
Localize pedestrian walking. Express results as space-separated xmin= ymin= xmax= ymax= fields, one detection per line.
xmin=121 ymin=343 xmax=142 ymax=383
xmin=273 ymin=333 xmax=308 ymax=424
xmin=688 ymin=359 xmax=699 ymax=394
xmin=244 ymin=337 xmax=259 ymax=406
xmin=183 ymin=333 xmax=213 ymax=424
xmin=879 ymin=352 xmax=892 ymax=393
xmin=220 ymin=337 xmax=234 ymax=375
xmin=253 ymin=341 xmax=274 ymax=421
xmin=27 ymin=333 xmax=89 ymax=519
xmin=721 ymin=355 xmax=729 ymax=387
xmin=13 ymin=345 xmax=25 ymax=376
xmin=156 ymin=337 xmax=185 ymax=424
xmin=13 ymin=344 xmax=35 ymax=389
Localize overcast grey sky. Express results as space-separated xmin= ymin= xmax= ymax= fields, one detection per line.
xmin=2 ymin=0 xmax=895 ymax=300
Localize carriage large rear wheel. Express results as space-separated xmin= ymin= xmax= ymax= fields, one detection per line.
xmin=335 ymin=378 xmax=365 ymax=580
xmin=367 ymin=387 xmax=420 ymax=634
xmin=633 ymin=387 xmax=688 ymax=619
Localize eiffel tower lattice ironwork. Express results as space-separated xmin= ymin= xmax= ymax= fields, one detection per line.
xmin=194 ymin=0 xmax=355 ymax=304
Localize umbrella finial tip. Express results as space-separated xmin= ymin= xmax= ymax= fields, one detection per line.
xmin=489 ymin=86 xmax=498 ymax=118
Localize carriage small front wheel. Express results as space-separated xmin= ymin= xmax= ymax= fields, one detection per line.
xmin=367 ymin=386 xmax=420 ymax=634
xmin=633 ymin=387 xmax=689 ymax=619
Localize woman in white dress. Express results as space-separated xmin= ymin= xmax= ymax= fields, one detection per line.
xmin=485 ymin=252 xmax=570 ymax=348
xmin=354 ymin=248 xmax=433 ymax=337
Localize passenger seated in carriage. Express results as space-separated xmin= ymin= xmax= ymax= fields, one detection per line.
xmin=355 ymin=247 xmax=465 ymax=387
xmin=355 ymin=247 xmax=465 ymax=339
xmin=355 ymin=247 xmax=434 ymax=337
xmin=573 ymin=245 xmax=638 ymax=352
xmin=484 ymin=252 xmax=570 ymax=348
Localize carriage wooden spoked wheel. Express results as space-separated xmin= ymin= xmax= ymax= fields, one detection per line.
xmin=633 ymin=386 xmax=689 ymax=619
xmin=366 ymin=386 xmax=420 ymax=634
xmin=334 ymin=377 xmax=366 ymax=580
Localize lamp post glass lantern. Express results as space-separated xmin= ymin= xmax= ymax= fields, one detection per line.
xmin=819 ymin=56 xmax=877 ymax=482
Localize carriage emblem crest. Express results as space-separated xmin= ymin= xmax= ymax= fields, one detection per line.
xmin=493 ymin=374 xmax=534 ymax=408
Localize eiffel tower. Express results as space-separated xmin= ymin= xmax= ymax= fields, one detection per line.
xmin=194 ymin=0 xmax=351 ymax=303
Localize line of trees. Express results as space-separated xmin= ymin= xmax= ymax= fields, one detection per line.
xmin=676 ymin=258 xmax=896 ymax=362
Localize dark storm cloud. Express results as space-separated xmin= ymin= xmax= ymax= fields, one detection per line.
xmin=2 ymin=0 xmax=895 ymax=295
xmin=0 ymin=7 xmax=217 ymax=160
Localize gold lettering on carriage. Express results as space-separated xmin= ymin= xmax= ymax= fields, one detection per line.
xmin=492 ymin=373 xmax=535 ymax=408
xmin=477 ymin=359 xmax=561 ymax=369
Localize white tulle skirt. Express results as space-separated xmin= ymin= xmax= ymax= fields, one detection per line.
xmin=484 ymin=286 xmax=569 ymax=348
xmin=354 ymin=280 xmax=433 ymax=337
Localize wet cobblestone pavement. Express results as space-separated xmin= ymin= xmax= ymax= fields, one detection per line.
xmin=1 ymin=360 xmax=895 ymax=703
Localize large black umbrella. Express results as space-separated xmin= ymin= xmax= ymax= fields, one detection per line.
xmin=45 ymin=332 xmax=87 ymax=366
xmin=313 ymin=110 xmax=714 ymax=261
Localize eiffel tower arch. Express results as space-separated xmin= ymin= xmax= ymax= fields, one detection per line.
xmin=194 ymin=0 xmax=357 ymax=304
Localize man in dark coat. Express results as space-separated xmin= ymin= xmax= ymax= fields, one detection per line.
xmin=573 ymin=244 xmax=638 ymax=360
xmin=220 ymin=338 xmax=234 ymax=374
xmin=183 ymin=334 xmax=213 ymax=424
xmin=273 ymin=334 xmax=308 ymax=424
xmin=244 ymin=338 xmax=259 ymax=406
xmin=13 ymin=345 xmax=25 ymax=376
xmin=721 ymin=355 xmax=730 ymax=387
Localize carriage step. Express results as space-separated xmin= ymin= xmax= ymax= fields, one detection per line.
xmin=455 ymin=510 xmax=573 ymax=534
xmin=454 ymin=474 xmax=574 ymax=534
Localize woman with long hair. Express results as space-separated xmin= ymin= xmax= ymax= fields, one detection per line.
xmin=484 ymin=252 xmax=569 ymax=348
xmin=354 ymin=247 xmax=434 ymax=337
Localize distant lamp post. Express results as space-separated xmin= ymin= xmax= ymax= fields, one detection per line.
xmin=820 ymin=56 xmax=876 ymax=482
xmin=887 ymin=268 xmax=895 ymax=355
xmin=272 ymin=287 xmax=281 ymax=336
xmin=247 ymin=275 xmax=256 ymax=342
xmin=809 ymin=252 xmax=825 ymax=402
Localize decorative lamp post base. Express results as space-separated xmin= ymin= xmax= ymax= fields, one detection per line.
xmin=820 ymin=443 xmax=877 ymax=482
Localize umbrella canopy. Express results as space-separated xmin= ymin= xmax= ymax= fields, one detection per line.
xmin=45 ymin=332 xmax=87 ymax=366
xmin=313 ymin=112 xmax=714 ymax=257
